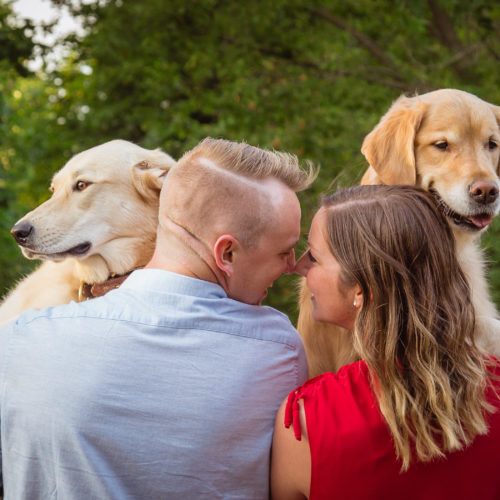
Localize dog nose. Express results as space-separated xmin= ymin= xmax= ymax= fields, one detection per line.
xmin=469 ymin=180 xmax=499 ymax=204
xmin=11 ymin=221 xmax=34 ymax=245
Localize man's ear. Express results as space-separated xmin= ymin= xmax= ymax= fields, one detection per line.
xmin=213 ymin=235 xmax=238 ymax=277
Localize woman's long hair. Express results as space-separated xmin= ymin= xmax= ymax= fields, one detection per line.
xmin=323 ymin=185 xmax=494 ymax=470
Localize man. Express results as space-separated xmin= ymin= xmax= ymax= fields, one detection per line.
xmin=0 ymin=138 xmax=316 ymax=498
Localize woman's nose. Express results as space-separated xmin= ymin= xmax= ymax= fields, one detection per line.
xmin=294 ymin=252 xmax=310 ymax=277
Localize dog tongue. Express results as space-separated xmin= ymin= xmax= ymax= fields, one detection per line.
xmin=469 ymin=214 xmax=493 ymax=228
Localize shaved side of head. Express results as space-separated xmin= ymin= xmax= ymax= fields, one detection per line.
xmin=159 ymin=138 xmax=316 ymax=249
xmin=161 ymin=158 xmax=277 ymax=249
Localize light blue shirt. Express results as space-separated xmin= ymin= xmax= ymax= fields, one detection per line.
xmin=0 ymin=269 xmax=307 ymax=499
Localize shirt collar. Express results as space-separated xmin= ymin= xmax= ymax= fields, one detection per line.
xmin=120 ymin=268 xmax=227 ymax=299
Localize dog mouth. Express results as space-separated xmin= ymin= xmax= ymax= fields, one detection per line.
xmin=23 ymin=242 xmax=92 ymax=260
xmin=429 ymin=190 xmax=493 ymax=231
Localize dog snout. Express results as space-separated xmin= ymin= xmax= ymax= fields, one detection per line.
xmin=469 ymin=180 xmax=499 ymax=205
xmin=11 ymin=221 xmax=34 ymax=246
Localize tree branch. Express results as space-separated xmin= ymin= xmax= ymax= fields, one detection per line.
xmin=308 ymin=7 xmax=397 ymax=70
xmin=220 ymin=35 xmax=411 ymax=91
xmin=426 ymin=0 xmax=473 ymax=80
xmin=427 ymin=0 xmax=463 ymax=52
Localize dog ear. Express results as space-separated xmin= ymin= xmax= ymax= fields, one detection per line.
xmin=361 ymin=95 xmax=426 ymax=185
xmin=489 ymin=104 xmax=500 ymax=175
xmin=132 ymin=149 xmax=176 ymax=199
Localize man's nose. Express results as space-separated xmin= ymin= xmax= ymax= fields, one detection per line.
xmin=284 ymin=249 xmax=296 ymax=274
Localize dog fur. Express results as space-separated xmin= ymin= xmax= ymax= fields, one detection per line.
xmin=0 ymin=139 xmax=176 ymax=327
xmin=298 ymin=89 xmax=500 ymax=376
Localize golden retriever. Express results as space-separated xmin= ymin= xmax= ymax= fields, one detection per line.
xmin=298 ymin=89 xmax=500 ymax=376
xmin=0 ymin=140 xmax=176 ymax=327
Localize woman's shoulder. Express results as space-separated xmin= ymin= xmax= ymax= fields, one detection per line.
xmin=284 ymin=360 xmax=382 ymax=443
xmin=294 ymin=360 xmax=371 ymax=395
xmin=287 ymin=360 xmax=376 ymax=420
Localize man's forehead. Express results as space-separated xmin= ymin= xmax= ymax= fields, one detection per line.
xmin=287 ymin=235 xmax=301 ymax=251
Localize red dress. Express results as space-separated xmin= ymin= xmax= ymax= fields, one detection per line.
xmin=285 ymin=360 xmax=500 ymax=500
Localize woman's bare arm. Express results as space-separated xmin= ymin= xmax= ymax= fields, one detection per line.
xmin=270 ymin=398 xmax=311 ymax=500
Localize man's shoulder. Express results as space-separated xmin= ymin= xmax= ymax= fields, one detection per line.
xmin=4 ymin=295 xmax=125 ymax=339
xmin=207 ymin=300 xmax=302 ymax=346
xmin=9 ymin=301 xmax=79 ymax=327
xmin=5 ymin=283 xmax=305 ymax=353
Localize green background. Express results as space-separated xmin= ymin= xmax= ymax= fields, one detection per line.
xmin=1 ymin=0 xmax=500 ymax=323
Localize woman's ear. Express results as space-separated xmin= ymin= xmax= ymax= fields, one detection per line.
xmin=353 ymin=287 xmax=364 ymax=309
xmin=213 ymin=235 xmax=238 ymax=277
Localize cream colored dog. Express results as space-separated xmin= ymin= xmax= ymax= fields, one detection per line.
xmin=298 ymin=89 xmax=500 ymax=376
xmin=0 ymin=140 xmax=176 ymax=327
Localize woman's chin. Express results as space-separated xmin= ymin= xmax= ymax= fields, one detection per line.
xmin=311 ymin=310 xmax=327 ymax=323
xmin=312 ymin=310 xmax=342 ymax=328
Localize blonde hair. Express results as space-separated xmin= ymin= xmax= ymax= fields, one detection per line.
xmin=322 ymin=185 xmax=495 ymax=470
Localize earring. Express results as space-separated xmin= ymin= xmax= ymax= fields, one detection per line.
xmin=353 ymin=299 xmax=357 ymax=308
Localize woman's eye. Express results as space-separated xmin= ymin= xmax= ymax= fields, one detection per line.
xmin=75 ymin=180 xmax=89 ymax=191
xmin=488 ymin=139 xmax=498 ymax=151
xmin=307 ymin=250 xmax=317 ymax=263
xmin=433 ymin=141 xmax=449 ymax=151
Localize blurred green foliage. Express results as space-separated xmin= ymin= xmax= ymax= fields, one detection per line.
xmin=1 ymin=0 xmax=500 ymax=323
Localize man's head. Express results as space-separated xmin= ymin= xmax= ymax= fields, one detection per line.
xmin=152 ymin=137 xmax=316 ymax=305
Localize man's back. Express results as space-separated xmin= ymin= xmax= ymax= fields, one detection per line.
xmin=0 ymin=269 xmax=307 ymax=499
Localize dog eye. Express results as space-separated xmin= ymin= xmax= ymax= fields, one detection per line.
xmin=488 ymin=139 xmax=498 ymax=151
xmin=74 ymin=181 xmax=89 ymax=191
xmin=433 ymin=141 xmax=449 ymax=151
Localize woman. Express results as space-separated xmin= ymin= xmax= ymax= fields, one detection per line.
xmin=271 ymin=185 xmax=500 ymax=500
